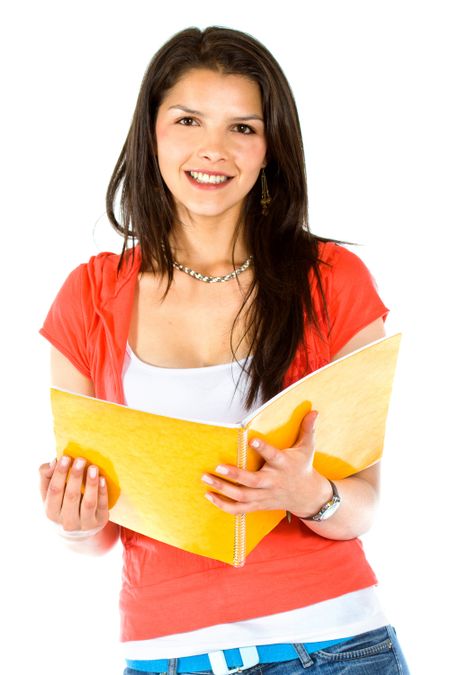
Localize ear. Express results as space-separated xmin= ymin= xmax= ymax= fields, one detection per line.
xmin=261 ymin=154 xmax=270 ymax=169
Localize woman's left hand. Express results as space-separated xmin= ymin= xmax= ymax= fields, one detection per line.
xmin=201 ymin=410 xmax=333 ymax=518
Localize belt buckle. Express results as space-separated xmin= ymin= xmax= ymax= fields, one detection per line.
xmin=208 ymin=646 xmax=259 ymax=675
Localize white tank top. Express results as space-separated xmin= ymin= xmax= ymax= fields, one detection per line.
xmin=123 ymin=346 xmax=259 ymax=423
xmin=122 ymin=344 xmax=387 ymax=659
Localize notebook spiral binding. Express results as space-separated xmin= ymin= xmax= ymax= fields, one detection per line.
xmin=233 ymin=428 xmax=248 ymax=567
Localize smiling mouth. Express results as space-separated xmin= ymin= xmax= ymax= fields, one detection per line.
xmin=187 ymin=171 xmax=232 ymax=185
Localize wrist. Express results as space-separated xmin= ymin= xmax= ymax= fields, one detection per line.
xmin=295 ymin=477 xmax=341 ymax=522
xmin=56 ymin=523 xmax=105 ymax=541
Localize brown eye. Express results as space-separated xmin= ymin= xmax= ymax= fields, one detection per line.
xmin=178 ymin=117 xmax=198 ymax=127
xmin=234 ymin=124 xmax=254 ymax=135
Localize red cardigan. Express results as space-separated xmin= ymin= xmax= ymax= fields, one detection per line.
xmin=41 ymin=242 xmax=388 ymax=642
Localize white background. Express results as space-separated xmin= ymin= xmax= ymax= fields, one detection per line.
xmin=1 ymin=2 xmax=449 ymax=674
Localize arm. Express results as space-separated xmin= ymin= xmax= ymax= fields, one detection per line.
xmin=202 ymin=318 xmax=385 ymax=541
xmin=39 ymin=348 xmax=120 ymax=555
xmin=301 ymin=317 xmax=384 ymax=539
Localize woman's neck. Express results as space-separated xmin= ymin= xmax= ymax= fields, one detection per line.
xmin=169 ymin=218 xmax=249 ymax=274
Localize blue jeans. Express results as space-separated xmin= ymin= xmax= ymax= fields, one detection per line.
xmin=124 ymin=625 xmax=410 ymax=674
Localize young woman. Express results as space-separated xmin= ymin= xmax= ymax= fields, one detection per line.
xmin=39 ymin=26 xmax=410 ymax=674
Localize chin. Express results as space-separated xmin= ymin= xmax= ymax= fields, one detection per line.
xmin=177 ymin=201 xmax=243 ymax=222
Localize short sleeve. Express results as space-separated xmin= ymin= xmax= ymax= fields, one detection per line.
xmin=324 ymin=244 xmax=389 ymax=357
xmin=39 ymin=264 xmax=92 ymax=379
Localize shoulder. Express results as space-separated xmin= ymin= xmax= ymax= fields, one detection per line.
xmin=62 ymin=248 xmax=141 ymax=306
xmin=77 ymin=249 xmax=139 ymax=282
xmin=40 ymin=248 xmax=141 ymax=377
xmin=317 ymin=240 xmax=369 ymax=273
xmin=314 ymin=241 xmax=388 ymax=356
xmin=315 ymin=241 xmax=378 ymax=300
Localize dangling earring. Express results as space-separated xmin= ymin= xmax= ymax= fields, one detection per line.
xmin=260 ymin=169 xmax=271 ymax=215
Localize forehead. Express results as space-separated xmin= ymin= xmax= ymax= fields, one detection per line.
xmin=160 ymin=68 xmax=263 ymax=114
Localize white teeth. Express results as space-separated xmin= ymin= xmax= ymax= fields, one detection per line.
xmin=189 ymin=171 xmax=229 ymax=184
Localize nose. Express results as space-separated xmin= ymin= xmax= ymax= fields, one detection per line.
xmin=197 ymin=129 xmax=228 ymax=163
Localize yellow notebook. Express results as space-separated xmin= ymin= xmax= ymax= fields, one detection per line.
xmin=50 ymin=333 xmax=401 ymax=566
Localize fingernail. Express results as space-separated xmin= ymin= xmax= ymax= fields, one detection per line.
xmin=215 ymin=465 xmax=229 ymax=476
xmin=48 ymin=458 xmax=57 ymax=472
xmin=201 ymin=474 xmax=215 ymax=485
xmin=204 ymin=493 xmax=214 ymax=503
xmin=74 ymin=458 xmax=85 ymax=471
xmin=250 ymin=439 xmax=261 ymax=448
xmin=60 ymin=456 xmax=70 ymax=468
xmin=99 ymin=476 xmax=106 ymax=488
xmin=88 ymin=466 xmax=98 ymax=479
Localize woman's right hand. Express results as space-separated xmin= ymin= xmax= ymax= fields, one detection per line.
xmin=39 ymin=456 xmax=110 ymax=535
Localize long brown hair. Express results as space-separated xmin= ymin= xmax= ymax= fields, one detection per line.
xmin=106 ymin=26 xmax=329 ymax=407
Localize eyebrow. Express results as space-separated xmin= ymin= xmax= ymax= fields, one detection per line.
xmin=168 ymin=105 xmax=264 ymax=122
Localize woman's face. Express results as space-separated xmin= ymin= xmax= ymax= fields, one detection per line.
xmin=155 ymin=68 xmax=267 ymax=224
